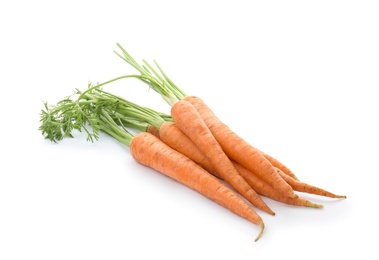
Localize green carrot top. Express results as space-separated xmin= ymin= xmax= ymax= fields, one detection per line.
xmin=114 ymin=43 xmax=186 ymax=105
xmin=39 ymin=81 xmax=171 ymax=146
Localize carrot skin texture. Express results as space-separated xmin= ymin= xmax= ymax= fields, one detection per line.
xmin=183 ymin=96 xmax=297 ymax=199
xmin=277 ymin=170 xmax=347 ymax=199
xmin=159 ymin=122 xmax=217 ymax=173
xmin=158 ymin=121 xmax=275 ymax=215
xmin=130 ymin=132 xmax=265 ymax=241
xmin=171 ymin=100 xmax=275 ymax=217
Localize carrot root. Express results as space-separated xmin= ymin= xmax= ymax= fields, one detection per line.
xmin=305 ymin=200 xmax=324 ymax=208
xmin=255 ymin=222 xmax=265 ymax=242
xmin=277 ymin=169 xmax=347 ymax=199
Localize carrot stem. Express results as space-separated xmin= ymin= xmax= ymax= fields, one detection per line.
xmin=115 ymin=43 xmax=180 ymax=106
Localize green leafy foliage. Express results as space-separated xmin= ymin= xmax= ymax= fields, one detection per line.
xmin=39 ymin=80 xmax=170 ymax=146
xmin=39 ymin=86 xmax=101 ymax=143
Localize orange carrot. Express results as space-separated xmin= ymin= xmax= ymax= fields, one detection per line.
xmin=158 ymin=122 xmax=216 ymax=173
xmin=262 ymin=152 xmax=299 ymax=181
xmin=149 ymin=122 xmax=321 ymax=208
xmin=87 ymin=89 xmax=274 ymax=216
xmin=169 ymin=100 xmax=275 ymax=216
xmin=183 ymin=95 xmax=297 ymax=199
xmin=150 ymin=122 xmax=321 ymax=209
xmin=157 ymin=121 xmax=274 ymax=215
xmin=276 ymin=169 xmax=347 ymax=199
xmin=131 ymin=132 xmax=265 ymax=241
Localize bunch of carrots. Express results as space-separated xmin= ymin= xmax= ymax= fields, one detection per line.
xmin=39 ymin=43 xmax=346 ymax=241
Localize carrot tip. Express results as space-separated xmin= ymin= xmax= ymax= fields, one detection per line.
xmin=263 ymin=207 xmax=275 ymax=216
xmin=291 ymin=193 xmax=299 ymax=199
xmin=254 ymin=222 xmax=265 ymax=242
xmin=306 ymin=201 xmax=324 ymax=209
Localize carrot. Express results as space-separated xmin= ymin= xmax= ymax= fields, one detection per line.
xmin=262 ymin=152 xmax=299 ymax=181
xmin=155 ymin=121 xmax=343 ymax=204
xmin=114 ymin=44 xmax=298 ymax=199
xmin=170 ymin=99 xmax=277 ymax=215
xmin=276 ymin=169 xmax=347 ymax=199
xmin=131 ymin=132 xmax=265 ymax=241
xmin=39 ymin=84 xmax=266 ymax=241
xmin=158 ymin=122 xmax=217 ymax=173
xmin=183 ymin=95 xmax=298 ymax=199
xmin=97 ymin=90 xmax=275 ymax=216
xmin=233 ymin=162 xmax=323 ymax=208
xmin=81 ymin=84 xmax=275 ymax=216
xmin=158 ymin=121 xmax=274 ymax=215
xmin=148 ymin=123 xmax=321 ymax=209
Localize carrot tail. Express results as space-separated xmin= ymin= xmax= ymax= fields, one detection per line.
xmin=256 ymin=222 xmax=265 ymax=242
xmin=183 ymin=95 xmax=297 ymax=199
xmin=233 ymin=162 xmax=323 ymax=208
xmin=278 ymin=170 xmax=347 ymax=199
xmin=130 ymin=132 xmax=265 ymax=240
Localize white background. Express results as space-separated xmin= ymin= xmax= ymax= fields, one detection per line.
xmin=1 ymin=1 xmax=378 ymax=259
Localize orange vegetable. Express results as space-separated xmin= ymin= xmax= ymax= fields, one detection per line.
xmin=149 ymin=123 xmax=322 ymax=209
xmin=130 ymin=132 xmax=265 ymax=241
xmin=184 ymin=95 xmax=298 ymax=199
xmin=262 ymin=152 xmax=299 ymax=181
xmin=170 ymin=100 xmax=275 ymax=216
xmin=157 ymin=121 xmax=274 ymax=215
